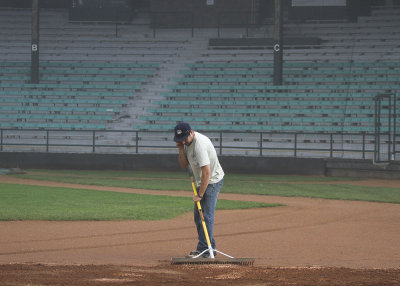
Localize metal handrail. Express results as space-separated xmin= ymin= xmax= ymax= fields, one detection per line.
xmin=0 ymin=128 xmax=391 ymax=159
xmin=374 ymin=93 xmax=397 ymax=162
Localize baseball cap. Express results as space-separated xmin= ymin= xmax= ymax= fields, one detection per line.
xmin=174 ymin=122 xmax=191 ymax=142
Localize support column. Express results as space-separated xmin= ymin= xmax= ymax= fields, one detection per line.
xmin=273 ymin=0 xmax=283 ymax=85
xmin=31 ymin=0 xmax=40 ymax=84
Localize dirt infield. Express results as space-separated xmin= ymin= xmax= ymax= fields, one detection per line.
xmin=0 ymin=176 xmax=399 ymax=285
xmin=1 ymin=264 xmax=400 ymax=285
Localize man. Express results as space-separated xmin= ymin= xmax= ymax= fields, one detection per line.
xmin=174 ymin=122 xmax=224 ymax=258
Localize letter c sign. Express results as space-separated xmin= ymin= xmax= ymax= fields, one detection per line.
xmin=274 ymin=44 xmax=280 ymax=52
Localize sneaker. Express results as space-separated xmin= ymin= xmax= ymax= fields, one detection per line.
xmin=202 ymin=250 xmax=217 ymax=258
xmin=186 ymin=250 xmax=201 ymax=258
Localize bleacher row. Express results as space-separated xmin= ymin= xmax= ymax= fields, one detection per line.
xmin=0 ymin=61 xmax=159 ymax=129
xmin=140 ymin=61 xmax=400 ymax=133
xmin=0 ymin=60 xmax=398 ymax=133
xmin=0 ymin=5 xmax=399 ymax=136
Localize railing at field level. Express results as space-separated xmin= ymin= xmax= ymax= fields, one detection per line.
xmin=1 ymin=129 xmax=398 ymax=160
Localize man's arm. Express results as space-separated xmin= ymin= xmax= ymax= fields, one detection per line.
xmin=193 ymin=164 xmax=211 ymax=201
xmin=176 ymin=143 xmax=189 ymax=169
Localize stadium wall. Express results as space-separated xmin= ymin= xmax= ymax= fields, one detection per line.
xmin=150 ymin=0 xmax=261 ymax=27
xmin=0 ymin=152 xmax=324 ymax=175
xmin=1 ymin=152 xmax=400 ymax=178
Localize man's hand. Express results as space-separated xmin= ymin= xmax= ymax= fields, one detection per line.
xmin=176 ymin=142 xmax=184 ymax=149
xmin=193 ymin=194 xmax=202 ymax=202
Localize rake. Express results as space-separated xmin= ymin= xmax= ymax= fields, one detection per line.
xmin=171 ymin=167 xmax=255 ymax=265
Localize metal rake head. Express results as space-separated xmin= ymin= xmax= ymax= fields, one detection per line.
xmin=171 ymin=257 xmax=255 ymax=265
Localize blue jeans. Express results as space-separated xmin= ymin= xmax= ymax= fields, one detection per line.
xmin=194 ymin=178 xmax=224 ymax=252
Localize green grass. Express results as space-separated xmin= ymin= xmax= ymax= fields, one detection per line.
xmin=223 ymin=182 xmax=400 ymax=203
xmin=11 ymin=170 xmax=191 ymax=191
xmin=0 ymin=183 xmax=278 ymax=221
xmin=11 ymin=169 xmax=361 ymax=191
xmin=8 ymin=169 xmax=400 ymax=204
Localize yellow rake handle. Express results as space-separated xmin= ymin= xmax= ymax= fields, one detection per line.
xmin=191 ymin=181 xmax=213 ymax=253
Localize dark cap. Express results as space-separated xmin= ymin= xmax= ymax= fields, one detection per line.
xmin=174 ymin=122 xmax=191 ymax=142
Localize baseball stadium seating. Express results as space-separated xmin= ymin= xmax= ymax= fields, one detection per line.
xmin=0 ymin=61 xmax=158 ymax=129
xmin=0 ymin=4 xmax=399 ymax=157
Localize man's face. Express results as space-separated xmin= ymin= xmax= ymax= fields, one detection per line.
xmin=181 ymin=130 xmax=194 ymax=146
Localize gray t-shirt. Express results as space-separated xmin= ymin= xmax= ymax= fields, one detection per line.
xmin=184 ymin=131 xmax=224 ymax=187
